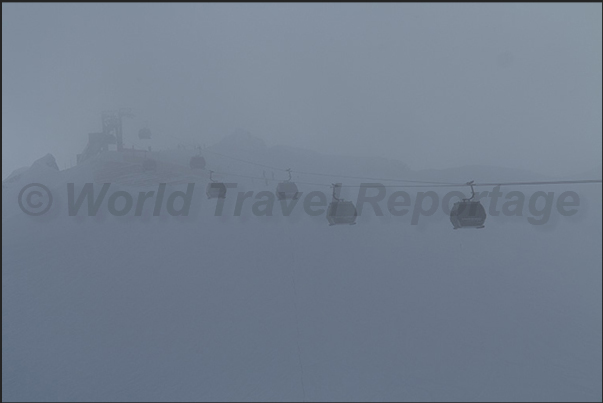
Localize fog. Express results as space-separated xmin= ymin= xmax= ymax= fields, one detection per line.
xmin=2 ymin=3 xmax=601 ymax=178
xmin=2 ymin=4 xmax=602 ymax=402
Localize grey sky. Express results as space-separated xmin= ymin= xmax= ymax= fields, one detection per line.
xmin=2 ymin=3 xmax=601 ymax=178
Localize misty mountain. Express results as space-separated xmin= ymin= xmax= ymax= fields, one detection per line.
xmin=3 ymin=137 xmax=601 ymax=401
xmin=3 ymin=4 xmax=601 ymax=401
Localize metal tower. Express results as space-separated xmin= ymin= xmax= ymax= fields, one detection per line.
xmin=101 ymin=108 xmax=134 ymax=151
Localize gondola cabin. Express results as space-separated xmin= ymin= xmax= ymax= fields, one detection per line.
xmin=326 ymin=200 xmax=358 ymax=226
xmin=206 ymin=182 xmax=227 ymax=199
xmin=276 ymin=181 xmax=300 ymax=200
xmin=450 ymin=200 xmax=486 ymax=229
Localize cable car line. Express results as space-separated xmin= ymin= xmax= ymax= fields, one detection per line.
xmin=203 ymin=149 xmax=462 ymax=185
xmin=157 ymin=133 xmax=458 ymax=185
xmin=219 ymin=171 xmax=332 ymax=188
xmin=142 ymin=131 xmax=602 ymax=190
xmin=338 ymin=179 xmax=602 ymax=189
xmin=199 ymin=145 xmax=602 ymax=188
xmin=205 ymin=170 xmax=602 ymax=190
xmin=470 ymin=179 xmax=602 ymax=187
xmin=293 ymin=170 xmax=459 ymax=185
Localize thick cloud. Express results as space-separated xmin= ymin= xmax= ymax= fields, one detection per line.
xmin=2 ymin=3 xmax=602 ymax=178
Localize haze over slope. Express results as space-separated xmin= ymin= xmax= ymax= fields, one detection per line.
xmin=2 ymin=135 xmax=602 ymax=401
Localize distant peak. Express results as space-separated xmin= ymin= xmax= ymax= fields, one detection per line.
xmin=32 ymin=153 xmax=60 ymax=171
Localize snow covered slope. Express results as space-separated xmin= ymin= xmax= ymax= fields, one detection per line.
xmin=3 ymin=143 xmax=602 ymax=401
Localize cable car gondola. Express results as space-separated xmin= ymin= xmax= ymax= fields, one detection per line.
xmin=450 ymin=181 xmax=487 ymax=229
xmin=190 ymin=154 xmax=206 ymax=170
xmin=326 ymin=183 xmax=357 ymax=226
xmin=206 ymin=170 xmax=227 ymax=199
xmin=276 ymin=168 xmax=301 ymax=200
